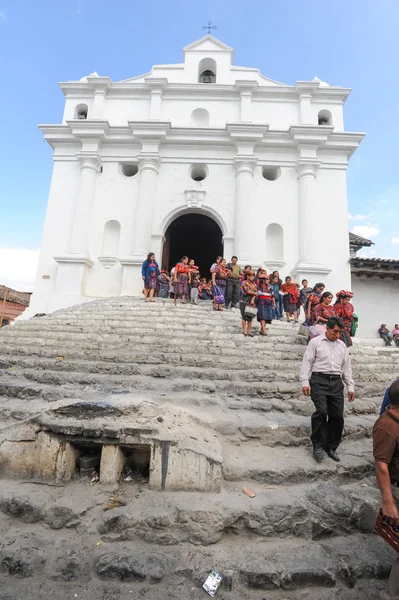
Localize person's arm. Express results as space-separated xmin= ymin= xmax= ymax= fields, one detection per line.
xmin=141 ymin=261 xmax=146 ymax=281
xmin=375 ymin=460 xmax=399 ymax=522
xmin=299 ymin=339 xmax=317 ymax=395
xmin=341 ymin=347 xmax=355 ymax=400
xmin=212 ymin=272 xmax=216 ymax=286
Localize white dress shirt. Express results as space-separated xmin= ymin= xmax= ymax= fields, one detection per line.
xmin=299 ymin=333 xmax=354 ymax=392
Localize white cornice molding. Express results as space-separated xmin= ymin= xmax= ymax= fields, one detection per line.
xmin=66 ymin=119 xmax=110 ymax=140
xmin=128 ymin=121 xmax=171 ymax=141
xmin=87 ymin=76 xmax=111 ymax=92
xmin=39 ymin=123 xmax=364 ymax=161
xmin=227 ymin=123 xmax=269 ymax=142
xmin=145 ymin=77 xmax=168 ymax=91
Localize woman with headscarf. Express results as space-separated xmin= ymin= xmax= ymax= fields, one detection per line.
xmin=256 ymin=270 xmax=275 ymax=336
xmin=306 ymin=282 xmax=326 ymax=325
xmin=141 ymin=252 xmax=160 ymax=302
xmin=173 ymin=256 xmax=190 ymax=305
xmin=334 ymin=290 xmax=356 ymax=346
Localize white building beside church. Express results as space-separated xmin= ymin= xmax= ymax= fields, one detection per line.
xmin=31 ymin=34 xmax=389 ymax=332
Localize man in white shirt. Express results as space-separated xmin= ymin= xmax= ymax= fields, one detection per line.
xmin=300 ymin=316 xmax=355 ymax=463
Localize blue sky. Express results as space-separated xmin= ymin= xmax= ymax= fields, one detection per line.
xmin=1 ymin=0 xmax=398 ymax=290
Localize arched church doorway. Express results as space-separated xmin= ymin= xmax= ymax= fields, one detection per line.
xmin=162 ymin=213 xmax=223 ymax=276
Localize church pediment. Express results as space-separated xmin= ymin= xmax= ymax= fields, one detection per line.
xmin=183 ymin=35 xmax=233 ymax=53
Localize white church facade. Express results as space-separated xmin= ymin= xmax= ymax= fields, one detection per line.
xmin=30 ymin=35 xmax=394 ymax=336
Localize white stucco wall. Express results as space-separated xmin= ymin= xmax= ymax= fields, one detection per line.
xmin=352 ymin=278 xmax=399 ymax=339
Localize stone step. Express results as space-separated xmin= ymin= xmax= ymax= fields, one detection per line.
xmin=1 ymin=327 xmax=303 ymax=346
xmin=0 ymin=355 xmax=300 ymax=382
xmin=0 ymin=498 xmax=393 ymax=599
xmin=222 ymin=438 xmax=374 ymax=485
xmin=1 ymin=366 xmax=386 ymax=401
xmin=0 ymin=345 xmax=396 ymax=381
xmin=0 ymin=476 xmax=381 ymax=544
xmin=0 ymin=336 xmax=306 ymax=358
xmin=14 ymin=316 xmax=304 ymax=337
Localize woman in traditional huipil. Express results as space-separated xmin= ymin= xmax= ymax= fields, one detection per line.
xmin=210 ymin=256 xmax=222 ymax=310
xmin=212 ymin=258 xmax=231 ymax=311
xmin=141 ymin=252 xmax=160 ymax=302
xmin=256 ymin=270 xmax=275 ymax=336
xmin=306 ymin=282 xmax=326 ymax=325
xmin=280 ymin=276 xmax=300 ymax=323
xmin=334 ymin=290 xmax=356 ymax=346
xmin=240 ymin=271 xmax=258 ymax=337
xmin=313 ymin=292 xmax=337 ymax=323
xmin=173 ymin=256 xmax=190 ymax=305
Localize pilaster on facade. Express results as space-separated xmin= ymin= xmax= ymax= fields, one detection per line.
xmin=235 ymin=80 xmax=258 ymax=123
xmin=233 ymin=155 xmax=258 ymax=175
xmin=87 ymin=76 xmax=111 ymax=120
xmin=145 ymin=78 xmax=168 ymax=120
xmin=227 ymin=123 xmax=268 ymax=156
xmin=138 ymin=152 xmax=161 ymax=174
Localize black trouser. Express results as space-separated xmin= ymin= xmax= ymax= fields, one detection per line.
xmin=310 ymin=372 xmax=344 ymax=452
xmin=225 ymin=278 xmax=240 ymax=307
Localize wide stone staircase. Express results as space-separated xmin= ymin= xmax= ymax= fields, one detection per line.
xmin=0 ymin=297 xmax=398 ymax=599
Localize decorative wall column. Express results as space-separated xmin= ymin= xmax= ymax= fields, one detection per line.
xmin=130 ymin=153 xmax=161 ymax=258
xmin=294 ymin=82 xmax=319 ymax=125
xmin=233 ymin=156 xmax=258 ymax=263
xmin=68 ymin=154 xmax=101 ymax=255
xmin=298 ymin=94 xmax=312 ymax=125
xmin=87 ymin=76 xmax=111 ymax=120
xmin=145 ymin=78 xmax=168 ymax=121
xmin=235 ymin=81 xmax=258 ymax=123
xmin=296 ymin=161 xmax=319 ymax=264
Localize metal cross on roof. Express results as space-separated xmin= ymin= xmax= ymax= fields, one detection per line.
xmin=202 ymin=21 xmax=217 ymax=35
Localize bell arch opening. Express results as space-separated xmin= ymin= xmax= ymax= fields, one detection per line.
xmin=162 ymin=213 xmax=223 ymax=276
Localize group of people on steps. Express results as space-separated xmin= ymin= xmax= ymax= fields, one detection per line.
xmin=141 ymin=252 xmax=358 ymax=342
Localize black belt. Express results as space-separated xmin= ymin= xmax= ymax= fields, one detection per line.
xmin=312 ymin=372 xmax=342 ymax=380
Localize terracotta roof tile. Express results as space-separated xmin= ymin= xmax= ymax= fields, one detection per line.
xmin=0 ymin=285 xmax=32 ymax=307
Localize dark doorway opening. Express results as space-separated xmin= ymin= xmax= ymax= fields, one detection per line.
xmin=162 ymin=213 xmax=223 ymax=277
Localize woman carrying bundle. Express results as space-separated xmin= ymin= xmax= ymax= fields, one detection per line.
xmin=240 ymin=270 xmax=258 ymax=337
xmin=334 ymin=290 xmax=356 ymax=346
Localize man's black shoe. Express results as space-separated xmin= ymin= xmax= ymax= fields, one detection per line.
xmin=326 ymin=449 xmax=340 ymax=462
xmin=313 ymin=447 xmax=324 ymax=462
xmin=231 ymin=304 xmax=238 ymax=309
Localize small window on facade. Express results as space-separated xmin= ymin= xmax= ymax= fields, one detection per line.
xmin=74 ymin=103 xmax=88 ymax=120
xmin=120 ymin=163 xmax=138 ymax=177
xmin=318 ymin=109 xmax=332 ymax=126
xmin=190 ymin=164 xmax=208 ymax=181
xmin=198 ymin=58 xmax=217 ymax=83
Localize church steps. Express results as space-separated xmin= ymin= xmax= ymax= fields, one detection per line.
xmin=0 ymin=477 xmax=380 ymax=546
xmin=1 ymin=345 xmax=397 ymax=380
xmin=0 ymin=359 xmax=389 ymax=396
xmin=0 ymin=348 xmax=301 ymax=371
xmin=222 ymin=439 xmax=374 ymax=485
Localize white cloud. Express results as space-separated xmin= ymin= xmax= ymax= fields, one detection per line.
xmin=393 ymin=237 xmax=399 ymax=244
xmin=348 ymin=213 xmax=372 ymax=221
xmin=351 ymin=225 xmax=380 ymax=239
xmin=0 ymin=248 xmax=39 ymax=292
xmin=0 ymin=10 xmax=6 ymax=20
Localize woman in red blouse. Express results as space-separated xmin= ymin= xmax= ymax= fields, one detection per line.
xmin=280 ymin=276 xmax=300 ymax=323
xmin=240 ymin=271 xmax=258 ymax=336
xmin=334 ymin=290 xmax=355 ymax=345
xmin=306 ymin=282 xmax=326 ymax=325
xmin=173 ymin=256 xmax=190 ymax=305
xmin=313 ymin=292 xmax=337 ymax=323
